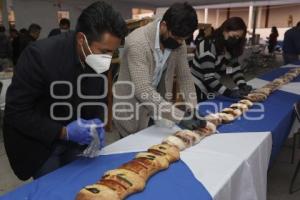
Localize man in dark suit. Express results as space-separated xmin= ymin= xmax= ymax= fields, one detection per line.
xmin=48 ymin=18 xmax=71 ymax=37
xmin=3 ymin=1 xmax=127 ymax=180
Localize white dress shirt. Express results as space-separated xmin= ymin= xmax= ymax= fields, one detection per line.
xmin=152 ymin=21 xmax=171 ymax=88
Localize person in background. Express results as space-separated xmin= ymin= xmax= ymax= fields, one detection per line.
xmin=288 ymin=15 xmax=293 ymax=27
xmin=268 ymin=26 xmax=279 ymax=55
xmin=9 ymin=28 xmax=20 ymax=65
xmin=3 ymin=1 xmax=127 ymax=180
xmin=48 ymin=18 xmax=71 ymax=37
xmin=9 ymin=28 xmax=19 ymax=41
xmin=194 ymin=26 xmax=214 ymax=47
xmin=283 ymin=21 xmax=300 ymax=64
xmin=18 ymin=23 xmax=41 ymax=55
xmin=113 ymin=2 xmax=207 ymax=137
xmin=19 ymin=28 xmax=28 ymax=35
xmin=191 ymin=17 xmax=252 ymax=102
xmin=0 ymin=26 xmax=12 ymax=70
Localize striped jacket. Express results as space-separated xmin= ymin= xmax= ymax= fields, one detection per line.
xmin=191 ymin=37 xmax=246 ymax=95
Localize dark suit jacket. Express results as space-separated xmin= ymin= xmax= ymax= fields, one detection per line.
xmin=3 ymin=32 xmax=106 ymax=180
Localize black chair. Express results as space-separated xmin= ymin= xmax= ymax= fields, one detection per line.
xmin=289 ymin=102 xmax=300 ymax=194
xmin=291 ymin=103 xmax=300 ymax=164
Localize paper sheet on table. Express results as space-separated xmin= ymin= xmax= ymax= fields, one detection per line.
xmin=279 ymin=82 xmax=300 ymax=95
xmin=99 ymin=126 xmax=181 ymax=155
xmin=247 ymin=78 xmax=270 ymax=89
xmin=280 ymin=64 xmax=300 ymax=68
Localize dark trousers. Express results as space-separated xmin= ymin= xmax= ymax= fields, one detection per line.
xmin=33 ymin=141 xmax=84 ymax=179
xmin=268 ymin=44 xmax=275 ymax=54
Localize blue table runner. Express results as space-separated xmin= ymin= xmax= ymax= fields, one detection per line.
xmin=1 ymin=152 xmax=212 ymax=200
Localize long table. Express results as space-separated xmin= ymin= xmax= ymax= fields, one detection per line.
xmin=1 ymin=125 xmax=271 ymax=200
xmin=199 ymin=64 xmax=300 ymax=163
xmin=2 ymin=64 xmax=300 ymax=200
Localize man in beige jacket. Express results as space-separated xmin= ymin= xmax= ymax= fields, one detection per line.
xmin=113 ymin=3 xmax=206 ymax=137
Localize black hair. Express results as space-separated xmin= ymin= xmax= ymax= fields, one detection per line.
xmin=28 ymin=23 xmax=42 ymax=33
xmin=271 ymin=26 xmax=278 ymax=35
xmin=194 ymin=27 xmax=215 ymax=47
xmin=19 ymin=28 xmax=28 ymax=35
xmin=297 ymin=21 xmax=300 ymax=27
xmin=76 ymin=1 xmax=127 ymax=44
xmin=162 ymin=2 xmax=198 ymax=38
xmin=59 ymin=18 xmax=71 ymax=27
xmin=213 ymin=17 xmax=247 ymax=57
xmin=0 ymin=25 xmax=6 ymax=33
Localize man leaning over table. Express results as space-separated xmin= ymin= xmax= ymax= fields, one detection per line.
xmin=113 ymin=2 xmax=207 ymax=137
xmin=3 ymin=1 xmax=127 ymax=180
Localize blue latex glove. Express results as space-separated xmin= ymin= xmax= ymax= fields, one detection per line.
xmin=66 ymin=118 xmax=105 ymax=146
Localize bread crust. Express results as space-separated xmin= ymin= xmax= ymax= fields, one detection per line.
xmin=217 ymin=113 xmax=235 ymax=123
xmin=239 ymin=99 xmax=253 ymax=107
xmin=245 ymin=93 xmax=267 ymax=102
xmin=119 ymin=160 xmax=150 ymax=181
xmin=147 ymin=144 xmax=180 ymax=163
xmin=162 ymin=135 xmax=186 ymax=150
xmin=76 ymin=184 xmax=120 ymax=200
xmin=205 ymin=113 xmax=222 ymax=126
xmin=102 ymin=169 xmax=145 ymax=198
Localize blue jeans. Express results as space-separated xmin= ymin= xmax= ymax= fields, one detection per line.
xmin=33 ymin=141 xmax=84 ymax=179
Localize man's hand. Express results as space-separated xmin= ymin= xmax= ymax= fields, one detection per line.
xmin=64 ymin=118 xmax=105 ymax=147
xmin=225 ymin=89 xmax=242 ymax=99
xmin=239 ymin=83 xmax=253 ymax=96
xmin=178 ymin=110 xmax=207 ymax=130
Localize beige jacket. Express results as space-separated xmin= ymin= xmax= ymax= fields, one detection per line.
xmin=113 ymin=19 xmax=197 ymax=137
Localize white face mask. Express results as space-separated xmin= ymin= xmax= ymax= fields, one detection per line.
xmin=81 ymin=34 xmax=112 ymax=74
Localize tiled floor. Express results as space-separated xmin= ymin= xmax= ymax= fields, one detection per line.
xmin=267 ymin=141 xmax=300 ymax=200
xmin=0 ymin=148 xmax=31 ymax=195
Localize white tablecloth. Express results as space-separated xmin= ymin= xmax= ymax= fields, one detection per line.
xmin=100 ymin=126 xmax=272 ymax=200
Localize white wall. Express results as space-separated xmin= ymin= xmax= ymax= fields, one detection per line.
xmin=249 ymin=27 xmax=290 ymax=41
xmin=13 ymin=0 xmax=153 ymax=39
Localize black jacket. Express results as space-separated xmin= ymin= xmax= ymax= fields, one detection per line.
xmin=0 ymin=33 xmax=12 ymax=58
xmin=48 ymin=28 xmax=62 ymax=37
xmin=18 ymin=33 xmax=36 ymax=56
xmin=3 ymin=32 xmax=106 ymax=180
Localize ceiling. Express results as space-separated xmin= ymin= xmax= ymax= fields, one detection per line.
xmin=120 ymin=0 xmax=268 ymax=7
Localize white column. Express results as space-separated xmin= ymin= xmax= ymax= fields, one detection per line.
xmin=216 ymin=9 xmax=220 ymax=27
xmin=248 ymin=5 xmax=253 ymax=30
xmin=257 ymin=6 xmax=263 ymax=28
xmin=204 ymin=8 xmax=208 ymax=24
xmin=1 ymin=0 xmax=9 ymax=29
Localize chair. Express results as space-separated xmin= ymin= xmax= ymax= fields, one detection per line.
xmin=0 ymin=81 xmax=3 ymax=129
xmin=289 ymin=102 xmax=300 ymax=194
xmin=291 ymin=103 xmax=300 ymax=164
